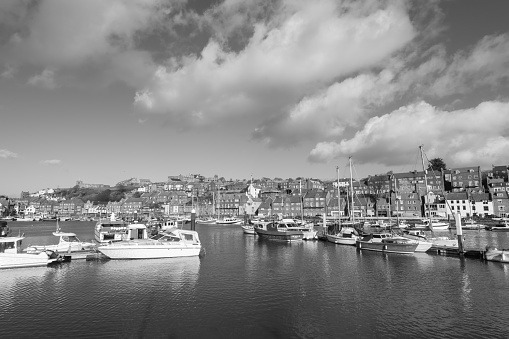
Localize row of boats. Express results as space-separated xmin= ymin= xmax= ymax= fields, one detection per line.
xmin=238 ymin=218 xmax=509 ymax=262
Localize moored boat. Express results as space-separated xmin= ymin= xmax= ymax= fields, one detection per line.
xmin=95 ymin=219 xmax=129 ymax=243
xmin=327 ymin=224 xmax=359 ymax=246
xmin=216 ymin=217 xmax=242 ymax=225
xmin=97 ymin=226 xmax=201 ymax=260
xmin=254 ymin=221 xmax=304 ymax=242
xmin=25 ymin=230 xmax=96 ymax=254
xmin=1 ymin=236 xmax=61 ymax=269
xmin=485 ymin=221 xmax=509 ymax=232
xmin=356 ymin=233 xmax=419 ymax=254
xmin=485 ymin=246 xmax=509 ymax=263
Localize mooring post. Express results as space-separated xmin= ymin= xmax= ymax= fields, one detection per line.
xmin=455 ymin=212 xmax=464 ymax=254
xmin=191 ymin=209 xmax=196 ymax=231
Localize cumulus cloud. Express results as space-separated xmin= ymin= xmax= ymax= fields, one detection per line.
xmin=40 ymin=159 xmax=62 ymax=165
xmin=1 ymin=64 xmax=17 ymax=78
xmin=309 ymin=100 xmax=509 ymax=168
xmin=135 ymin=0 xmax=416 ymax=132
xmin=0 ymin=0 xmax=179 ymax=87
xmin=0 ymin=149 xmax=18 ymax=159
xmin=27 ymin=69 xmax=57 ymax=89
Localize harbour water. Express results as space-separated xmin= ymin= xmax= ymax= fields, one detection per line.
xmin=1 ymin=221 xmax=509 ymax=338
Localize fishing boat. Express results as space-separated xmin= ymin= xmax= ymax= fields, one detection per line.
xmin=254 ymin=220 xmax=304 ymax=242
xmin=484 ymin=246 xmax=509 ymax=263
xmin=356 ymin=233 xmax=419 ymax=254
xmin=1 ymin=236 xmax=61 ymax=269
xmin=485 ymin=221 xmax=509 ymax=232
xmin=97 ymin=225 xmax=201 ymax=259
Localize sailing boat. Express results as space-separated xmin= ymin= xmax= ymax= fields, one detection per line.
xmin=404 ymin=146 xmax=457 ymax=249
xmin=327 ymin=158 xmax=359 ymax=245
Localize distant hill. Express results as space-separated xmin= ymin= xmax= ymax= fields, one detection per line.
xmin=57 ymin=185 xmax=136 ymax=202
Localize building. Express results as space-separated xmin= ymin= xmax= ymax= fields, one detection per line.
xmin=444 ymin=166 xmax=482 ymax=193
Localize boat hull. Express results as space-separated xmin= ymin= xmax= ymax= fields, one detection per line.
xmin=326 ymin=234 xmax=357 ymax=246
xmin=98 ymin=243 xmax=201 ymax=259
xmin=0 ymin=252 xmax=58 ymax=269
xmin=356 ymin=240 xmax=418 ymax=254
xmin=255 ymin=229 xmax=303 ymax=242
xmin=485 ymin=247 xmax=509 ymax=263
xmin=241 ymin=225 xmax=256 ymax=234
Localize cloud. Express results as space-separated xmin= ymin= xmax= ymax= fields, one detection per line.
xmin=27 ymin=68 xmax=57 ymax=89
xmin=1 ymin=64 xmax=17 ymax=78
xmin=429 ymin=34 xmax=509 ymax=97
xmin=0 ymin=149 xmax=18 ymax=159
xmin=308 ymin=100 xmax=509 ymax=168
xmin=40 ymin=159 xmax=62 ymax=166
xmin=135 ymin=0 xmax=416 ymax=131
xmin=0 ymin=0 xmax=179 ymax=87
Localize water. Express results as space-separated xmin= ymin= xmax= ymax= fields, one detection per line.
xmin=1 ymin=221 xmax=509 ymax=338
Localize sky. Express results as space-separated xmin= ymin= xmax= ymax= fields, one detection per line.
xmin=1 ymin=0 xmax=509 ymax=197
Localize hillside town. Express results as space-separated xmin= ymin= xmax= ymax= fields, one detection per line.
xmin=2 ymin=164 xmax=509 ymax=221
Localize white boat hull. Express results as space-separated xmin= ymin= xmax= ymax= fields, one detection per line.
xmin=326 ymin=234 xmax=357 ymax=246
xmin=0 ymin=252 xmax=57 ymax=269
xmin=98 ymin=244 xmax=201 ymax=259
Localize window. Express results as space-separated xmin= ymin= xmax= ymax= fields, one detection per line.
xmin=484 ymin=206 xmax=489 ymax=211
xmin=463 ymin=206 xmax=466 ymax=210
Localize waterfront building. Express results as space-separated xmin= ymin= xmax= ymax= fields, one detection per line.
xmin=491 ymin=191 xmax=509 ymax=218
xmin=303 ymin=190 xmax=327 ymax=217
xmin=444 ymin=166 xmax=482 ymax=193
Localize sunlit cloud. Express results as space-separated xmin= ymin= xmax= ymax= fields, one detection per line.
xmin=308 ymin=100 xmax=509 ymax=168
xmin=0 ymin=149 xmax=18 ymax=159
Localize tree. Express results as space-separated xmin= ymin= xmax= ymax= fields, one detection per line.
xmin=428 ymin=158 xmax=447 ymax=172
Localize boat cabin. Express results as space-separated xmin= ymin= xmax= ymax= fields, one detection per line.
xmin=126 ymin=224 xmax=148 ymax=240
xmin=0 ymin=237 xmax=23 ymax=254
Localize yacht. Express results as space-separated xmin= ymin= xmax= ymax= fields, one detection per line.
xmin=1 ymin=236 xmax=61 ymax=269
xmin=97 ymin=225 xmax=201 ymax=259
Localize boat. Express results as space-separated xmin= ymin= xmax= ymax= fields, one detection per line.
xmin=459 ymin=219 xmax=486 ymax=230
xmin=1 ymin=235 xmax=61 ymax=269
xmin=485 ymin=221 xmax=509 ymax=232
xmin=485 ymin=246 xmax=509 ymax=263
xmin=401 ymin=229 xmax=433 ymax=252
xmin=327 ymin=159 xmax=360 ymax=245
xmin=327 ymin=224 xmax=359 ymax=246
xmin=216 ymin=217 xmax=242 ymax=225
xmin=196 ymin=217 xmax=217 ymax=224
xmin=13 ymin=216 xmax=33 ymax=222
xmin=95 ymin=213 xmax=130 ymax=243
xmin=241 ymin=224 xmax=256 ymax=234
xmin=97 ymin=225 xmax=202 ymax=260
xmin=25 ymin=231 xmax=96 ymax=254
xmin=254 ymin=220 xmax=304 ymax=241
xmin=283 ymin=219 xmax=317 ymax=240
xmin=356 ymin=233 xmax=419 ymax=254
xmin=413 ymin=219 xmax=450 ymax=231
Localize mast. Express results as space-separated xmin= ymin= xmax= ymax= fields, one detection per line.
xmin=419 ymin=145 xmax=433 ymax=232
xmin=349 ymin=157 xmax=354 ymax=224
xmin=336 ymin=165 xmax=341 ymax=227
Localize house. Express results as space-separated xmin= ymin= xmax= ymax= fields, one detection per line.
xmin=491 ymin=191 xmax=509 ymax=218
xmin=444 ymin=166 xmax=482 ymax=193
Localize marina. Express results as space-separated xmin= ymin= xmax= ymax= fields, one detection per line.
xmin=1 ymin=220 xmax=509 ymax=338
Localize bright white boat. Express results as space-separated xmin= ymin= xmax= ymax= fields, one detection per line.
xmin=413 ymin=219 xmax=450 ymax=230
xmin=13 ymin=216 xmax=33 ymax=222
xmin=0 ymin=236 xmax=61 ymax=269
xmin=196 ymin=217 xmax=217 ymax=224
xmin=485 ymin=246 xmax=509 ymax=263
xmin=327 ymin=226 xmax=359 ymax=246
xmin=97 ymin=226 xmax=202 ymax=259
xmin=241 ymin=225 xmax=256 ymax=234
xmin=25 ymin=230 xmax=96 ymax=254
xmin=283 ymin=219 xmax=317 ymax=240
xmin=401 ymin=230 xmax=433 ymax=252
xmin=216 ymin=217 xmax=242 ymax=225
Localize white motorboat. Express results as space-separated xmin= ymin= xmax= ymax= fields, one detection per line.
xmin=485 ymin=246 xmax=509 ymax=263
xmin=25 ymin=230 xmax=96 ymax=254
xmin=413 ymin=219 xmax=450 ymax=230
xmin=1 ymin=236 xmax=61 ymax=269
xmin=401 ymin=229 xmax=433 ymax=252
xmin=97 ymin=226 xmax=201 ymax=259
xmin=241 ymin=224 xmax=256 ymax=234
xmin=216 ymin=217 xmax=242 ymax=225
